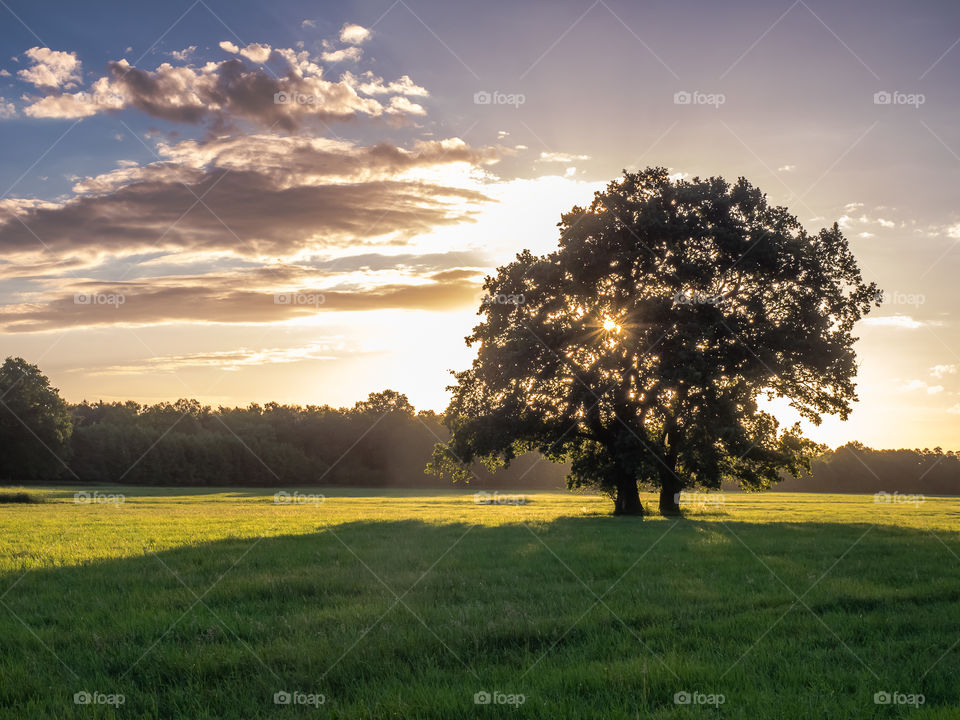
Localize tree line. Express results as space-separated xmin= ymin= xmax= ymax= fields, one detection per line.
xmin=1 ymin=356 xmax=958 ymax=495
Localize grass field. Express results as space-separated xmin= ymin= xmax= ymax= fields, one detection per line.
xmin=1 ymin=486 xmax=958 ymax=718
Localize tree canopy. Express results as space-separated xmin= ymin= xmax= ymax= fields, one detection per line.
xmin=428 ymin=168 xmax=878 ymax=515
xmin=0 ymin=357 xmax=73 ymax=481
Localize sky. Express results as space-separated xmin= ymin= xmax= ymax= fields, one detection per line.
xmin=2 ymin=0 xmax=960 ymax=450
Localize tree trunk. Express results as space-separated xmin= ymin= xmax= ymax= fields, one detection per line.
xmin=658 ymin=470 xmax=683 ymax=516
xmin=613 ymin=474 xmax=644 ymax=516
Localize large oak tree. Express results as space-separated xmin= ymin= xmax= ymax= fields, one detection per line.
xmin=429 ymin=168 xmax=878 ymax=515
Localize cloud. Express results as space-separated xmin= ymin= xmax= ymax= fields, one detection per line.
xmin=17 ymin=47 xmax=82 ymax=88
xmin=84 ymin=340 xmax=349 ymax=374
xmin=222 ymin=42 xmax=272 ymax=64
xmin=901 ymin=379 xmax=945 ymax=394
xmin=0 ymin=98 xmax=15 ymax=119
xmin=345 ymin=72 xmax=429 ymax=97
xmin=0 ymin=69 xmax=10 ymax=77
xmin=386 ymin=96 xmax=426 ymax=115
xmin=0 ymin=133 xmax=496 ymax=268
xmin=301 ymin=19 xmax=316 ymax=28
xmin=877 ymin=218 xmax=895 ymax=228
xmin=1 ymin=275 xmax=482 ymax=332
xmin=777 ymin=164 xmax=796 ymax=172
xmin=538 ymin=151 xmax=589 ymax=162
xmin=947 ymin=223 xmax=960 ymax=239
xmin=169 ymin=46 xmax=197 ymax=61
xmin=862 ymin=315 xmax=926 ymax=330
xmin=21 ymin=47 xmax=428 ymax=130
xmin=931 ymin=364 xmax=957 ymax=379
xmin=340 ymin=23 xmax=372 ymax=44
xmin=321 ymin=47 xmax=363 ymax=63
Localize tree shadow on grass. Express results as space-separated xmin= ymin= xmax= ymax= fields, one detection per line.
xmin=1 ymin=517 xmax=958 ymax=719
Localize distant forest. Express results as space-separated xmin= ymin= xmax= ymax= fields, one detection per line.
xmin=50 ymin=394 xmax=960 ymax=495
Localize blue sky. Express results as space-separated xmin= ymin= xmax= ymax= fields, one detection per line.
xmin=3 ymin=0 xmax=960 ymax=448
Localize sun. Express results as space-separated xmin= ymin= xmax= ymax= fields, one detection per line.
xmin=602 ymin=318 xmax=621 ymax=332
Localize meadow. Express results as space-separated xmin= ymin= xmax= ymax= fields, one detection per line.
xmin=1 ymin=487 xmax=958 ymax=718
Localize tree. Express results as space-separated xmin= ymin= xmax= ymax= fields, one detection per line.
xmin=428 ymin=168 xmax=878 ymax=515
xmin=354 ymin=390 xmax=415 ymax=416
xmin=0 ymin=357 xmax=73 ymax=480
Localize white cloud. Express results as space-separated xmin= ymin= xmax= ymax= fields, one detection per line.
xmin=862 ymin=315 xmax=925 ymax=330
xmin=877 ymin=218 xmax=895 ymax=228
xmin=931 ymin=364 xmax=957 ymax=379
xmin=340 ymin=23 xmax=372 ymax=44
xmin=0 ymin=98 xmax=15 ymax=119
xmin=169 ymin=46 xmax=197 ymax=61
xmin=220 ymin=41 xmax=272 ymax=63
xmin=301 ymin=19 xmax=316 ymax=29
xmin=346 ymin=72 xmax=429 ymax=97
xmin=947 ymin=223 xmax=960 ymax=239
xmin=321 ymin=47 xmax=363 ymax=63
xmin=948 ymin=404 xmax=960 ymax=415
xmin=777 ymin=164 xmax=795 ymax=172
xmin=538 ymin=151 xmax=589 ymax=163
xmin=0 ymin=69 xmax=10 ymax=77
xmin=386 ymin=96 xmax=426 ymax=115
xmin=17 ymin=47 xmax=82 ymax=89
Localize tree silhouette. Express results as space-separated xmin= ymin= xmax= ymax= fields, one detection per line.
xmin=429 ymin=168 xmax=878 ymax=515
xmin=0 ymin=357 xmax=72 ymax=481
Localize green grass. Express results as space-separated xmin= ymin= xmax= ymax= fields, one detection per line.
xmin=1 ymin=486 xmax=958 ymax=718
